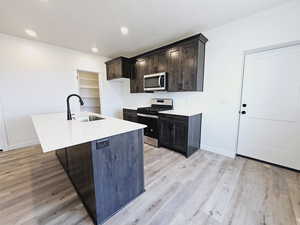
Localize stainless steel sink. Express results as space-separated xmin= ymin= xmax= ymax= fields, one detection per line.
xmin=88 ymin=115 xmax=104 ymax=121
xmin=77 ymin=115 xmax=104 ymax=122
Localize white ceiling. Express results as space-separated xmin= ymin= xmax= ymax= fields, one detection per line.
xmin=0 ymin=0 xmax=291 ymax=58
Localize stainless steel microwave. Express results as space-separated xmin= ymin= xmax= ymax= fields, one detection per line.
xmin=144 ymin=72 xmax=167 ymax=91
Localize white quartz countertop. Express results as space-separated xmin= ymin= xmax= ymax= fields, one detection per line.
xmin=123 ymin=106 xmax=148 ymax=110
xmin=158 ymin=110 xmax=202 ymax=117
xmin=32 ymin=112 xmax=146 ymax=153
xmin=123 ymin=106 xmax=139 ymax=110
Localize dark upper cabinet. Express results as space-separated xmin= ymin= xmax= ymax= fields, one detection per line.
xmin=167 ymin=47 xmax=182 ymax=92
xmin=130 ymin=58 xmax=146 ymax=93
xmin=181 ymin=41 xmax=199 ymax=91
xmin=167 ymin=40 xmax=204 ymax=92
xmin=130 ymin=63 xmax=138 ymax=93
xmin=158 ymin=113 xmax=202 ymax=158
xmin=145 ymin=52 xmax=167 ymax=74
xmin=157 ymin=51 xmax=168 ymax=73
xmin=145 ymin=55 xmax=154 ymax=74
xmin=130 ymin=51 xmax=168 ymax=93
xmin=105 ymin=57 xmax=131 ymax=80
xmin=128 ymin=33 xmax=207 ymax=93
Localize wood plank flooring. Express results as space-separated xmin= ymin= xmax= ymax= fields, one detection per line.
xmin=0 ymin=144 xmax=299 ymax=225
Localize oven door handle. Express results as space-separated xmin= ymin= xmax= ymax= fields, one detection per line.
xmin=137 ymin=113 xmax=159 ymax=119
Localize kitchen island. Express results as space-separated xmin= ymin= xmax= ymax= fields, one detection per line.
xmin=32 ymin=112 xmax=146 ymax=225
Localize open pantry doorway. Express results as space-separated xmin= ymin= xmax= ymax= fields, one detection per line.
xmin=77 ymin=70 xmax=101 ymax=114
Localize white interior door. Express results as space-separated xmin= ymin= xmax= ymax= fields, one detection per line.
xmin=237 ymin=44 xmax=300 ymax=170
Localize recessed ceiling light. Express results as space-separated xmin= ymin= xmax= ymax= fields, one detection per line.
xmin=91 ymin=47 xmax=99 ymax=53
xmin=120 ymin=26 xmax=129 ymax=35
xmin=25 ymin=29 xmax=37 ymax=38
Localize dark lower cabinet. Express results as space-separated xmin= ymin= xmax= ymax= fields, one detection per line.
xmin=159 ymin=113 xmax=202 ymax=157
xmin=67 ymin=143 xmax=96 ymax=219
xmin=91 ymin=131 xmax=144 ymax=223
xmin=123 ymin=108 xmax=138 ymax=122
xmin=172 ymin=118 xmax=188 ymax=153
xmin=159 ymin=116 xmax=173 ymax=148
xmin=55 ymin=129 xmax=145 ymax=225
xmin=56 ymin=148 xmax=68 ymax=171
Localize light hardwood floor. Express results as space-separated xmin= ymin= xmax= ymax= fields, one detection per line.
xmin=0 ymin=144 xmax=299 ymax=225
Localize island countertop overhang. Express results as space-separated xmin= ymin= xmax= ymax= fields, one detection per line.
xmin=32 ymin=112 xmax=146 ymax=153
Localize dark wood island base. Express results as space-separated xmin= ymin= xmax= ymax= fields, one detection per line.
xmin=56 ymin=129 xmax=145 ymax=225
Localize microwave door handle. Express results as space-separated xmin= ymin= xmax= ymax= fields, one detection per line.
xmin=160 ymin=75 xmax=165 ymax=88
xmin=158 ymin=75 xmax=161 ymax=87
xmin=159 ymin=75 xmax=164 ymax=87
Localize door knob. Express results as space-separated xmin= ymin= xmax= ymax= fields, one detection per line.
xmin=239 ymin=111 xmax=246 ymax=114
xmin=242 ymin=104 xmax=247 ymax=107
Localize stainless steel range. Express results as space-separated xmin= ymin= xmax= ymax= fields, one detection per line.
xmin=137 ymin=98 xmax=173 ymax=146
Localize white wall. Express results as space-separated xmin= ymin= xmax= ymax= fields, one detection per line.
xmin=121 ymin=1 xmax=300 ymax=157
xmin=0 ymin=100 xmax=6 ymax=150
xmin=0 ymin=34 xmax=123 ymax=150
xmin=1 ymin=1 xmax=299 ymax=154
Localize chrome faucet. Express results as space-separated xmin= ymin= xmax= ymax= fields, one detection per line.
xmin=66 ymin=94 xmax=84 ymax=120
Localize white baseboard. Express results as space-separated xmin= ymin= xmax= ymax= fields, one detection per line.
xmin=4 ymin=139 xmax=40 ymax=151
xmin=201 ymin=144 xmax=236 ymax=159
